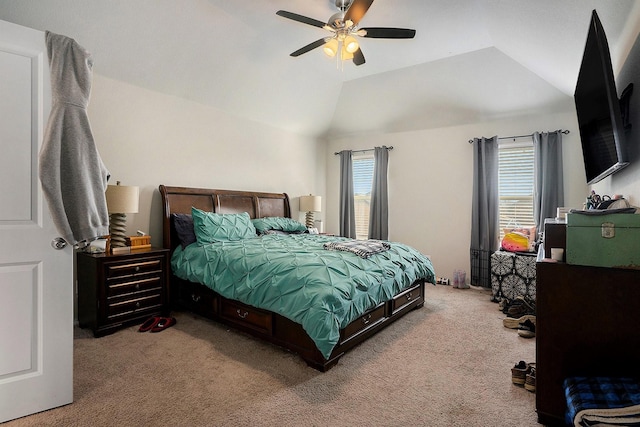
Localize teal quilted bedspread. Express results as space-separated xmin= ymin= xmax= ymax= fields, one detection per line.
xmin=171 ymin=234 xmax=435 ymax=359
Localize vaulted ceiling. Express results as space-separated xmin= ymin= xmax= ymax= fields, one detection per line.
xmin=1 ymin=0 xmax=639 ymax=138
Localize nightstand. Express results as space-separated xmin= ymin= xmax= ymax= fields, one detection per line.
xmin=77 ymin=247 xmax=170 ymax=337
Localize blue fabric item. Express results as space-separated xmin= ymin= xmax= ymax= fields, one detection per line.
xmin=564 ymin=376 xmax=640 ymax=426
xmin=171 ymin=233 xmax=435 ymax=359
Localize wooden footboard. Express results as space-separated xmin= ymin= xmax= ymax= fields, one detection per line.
xmin=159 ymin=185 xmax=426 ymax=371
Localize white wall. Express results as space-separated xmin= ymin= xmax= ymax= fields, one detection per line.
xmin=325 ymin=111 xmax=587 ymax=283
xmin=88 ymin=74 xmax=324 ymax=247
xmin=591 ymin=31 xmax=640 ymax=205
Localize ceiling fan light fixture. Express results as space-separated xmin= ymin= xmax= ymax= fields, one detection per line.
xmin=340 ymin=46 xmax=354 ymax=60
xmin=323 ymin=38 xmax=339 ymax=57
xmin=344 ymin=35 xmax=359 ymax=53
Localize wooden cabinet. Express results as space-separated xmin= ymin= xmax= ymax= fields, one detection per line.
xmin=77 ymin=248 xmax=170 ymax=337
xmin=536 ymin=259 xmax=640 ymax=425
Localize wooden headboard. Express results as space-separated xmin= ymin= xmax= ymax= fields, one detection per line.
xmin=159 ymin=185 xmax=291 ymax=252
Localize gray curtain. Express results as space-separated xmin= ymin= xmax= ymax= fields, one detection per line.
xmin=368 ymin=146 xmax=389 ymax=240
xmin=533 ymin=131 xmax=564 ymax=229
xmin=339 ymin=150 xmax=356 ymax=238
xmin=470 ymin=136 xmax=499 ymax=287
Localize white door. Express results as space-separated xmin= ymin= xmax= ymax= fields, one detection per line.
xmin=0 ymin=20 xmax=73 ymax=423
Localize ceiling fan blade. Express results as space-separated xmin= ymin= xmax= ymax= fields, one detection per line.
xmin=344 ymin=0 xmax=374 ymax=26
xmin=290 ymin=38 xmax=328 ymax=57
xmin=360 ymin=27 xmax=416 ymax=39
xmin=352 ymin=48 xmax=365 ymax=66
xmin=276 ymin=10 xmax=326 ymax=29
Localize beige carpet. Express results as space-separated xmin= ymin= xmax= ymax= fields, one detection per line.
xmin=5 ymin=284 xmax=538 ymax=427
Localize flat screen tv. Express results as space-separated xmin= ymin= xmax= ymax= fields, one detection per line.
xmin=574 ymin=9 xmax=629 ymax=185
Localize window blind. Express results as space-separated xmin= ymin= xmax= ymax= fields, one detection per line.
xmin=353 ymin=155 xmax=374 ymax=240
xmin=499 ymin=142 xmax=535 ymax=236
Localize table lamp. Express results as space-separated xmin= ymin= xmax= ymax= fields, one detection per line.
xmin=105 ymin=181 xmax=139 ymax=248
xmin=299 ymin=195 xmax=321 ymax=229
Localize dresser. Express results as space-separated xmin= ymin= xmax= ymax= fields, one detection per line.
xmin=536 ymin=257 xmax=640 ymax=425
xmin=77 ymin=248 xmax=170 ymax=337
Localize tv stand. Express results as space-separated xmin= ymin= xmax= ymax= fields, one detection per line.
xmin=536 ymin=258 xmax=640 ymax=425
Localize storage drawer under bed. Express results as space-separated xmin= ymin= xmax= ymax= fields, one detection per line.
xmin=391 ymin=283 xmax=423 ymax=314
xmin=341 ymin=303 xmax=386 ymax=343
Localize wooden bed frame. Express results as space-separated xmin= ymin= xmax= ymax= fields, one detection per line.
xmin=159 ymin=185 xmax=426 ymax=371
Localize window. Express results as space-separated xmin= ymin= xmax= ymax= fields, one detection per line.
xmin=498 ymin=141 xmax=535 ymax=239
xmin=353 ymin=154 xmax=374 ymax=240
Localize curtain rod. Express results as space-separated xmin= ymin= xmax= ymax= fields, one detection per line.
xmin=334 ymin=146 xmax=394 ymax=155
xmin=467 ymin=129 xmax=569 ymax=144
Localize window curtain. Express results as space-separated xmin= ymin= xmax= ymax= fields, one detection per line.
xmin=368 ymin=146 xmax=389 ymax=240
xmin=339 ymin=150 xmax=356 ymax=238
xmin=470 ymin=136 xmax=499 ymax=288
xmin=533 ymin=131 xmax=564 ymax=229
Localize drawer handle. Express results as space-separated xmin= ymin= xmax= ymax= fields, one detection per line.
xmin=135 ymin=302 xmax=140 ymax=309
xmin=362 ymin=314 xmax=372 ymax=325
xmin=135 ymin=266 xmax=140 ymax=272
xmin=237 ymin=309 xmax=249 ymax=319
xmin=135 ymin=284 xmax=140 ymax=290
xmin=191 ymin=294 xmax=201 ymax=303
xmin=406 ymin=292 xmax=413 ymax=301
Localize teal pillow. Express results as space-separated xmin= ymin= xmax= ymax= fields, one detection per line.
xmin=252 ymin=217 xmax=307 ymax=234
xmin=191 ymin=207 xmax=256 ymax=243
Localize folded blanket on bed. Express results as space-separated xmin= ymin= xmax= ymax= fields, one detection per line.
xmin=564 ymin=377 xmax=640 ymax=426
xmin=323 ymin=239 xmax=391 ymax=258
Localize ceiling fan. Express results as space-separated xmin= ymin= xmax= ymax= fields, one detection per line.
xmin=276 ymin=0 xmax=416 ymax=66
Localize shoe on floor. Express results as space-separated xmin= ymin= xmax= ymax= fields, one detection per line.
xmin=150 ymin=316 xmax=176 ymax=332
xmin=511 ymin=361 xmax=536 ymax=385
xmin=507 ymin=296 xmax=536 ymax=318
xmin=138 ymin=316 xmax=162 ymax=332
xmin=517 ymin=319 xmax=536 ymax=338
xmin=525 ymin=367 xmax=536 ymax=392
xmin=503 ymin=314 xmax=536 ymax=329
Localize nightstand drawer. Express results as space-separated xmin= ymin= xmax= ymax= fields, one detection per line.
xmin=105 ymin=258 xmax=163 ymax=279
xmin=106 ymin=292 xmax=163 ymax=320
xmin=106 ymin=276 xmax=163 ymax=298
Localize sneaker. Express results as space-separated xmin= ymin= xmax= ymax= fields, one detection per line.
xmin=506 ymin=296 xmax=536 ymax=318
xmin=503 ymin=314 xmax=536 ymax=329
xmin=517 ymin=319 xmax=536 ymax=338
xmin=525 ymin=367 xmax=536 ymax=392
xmin=511 ymin=361 xmax=536 ymax=386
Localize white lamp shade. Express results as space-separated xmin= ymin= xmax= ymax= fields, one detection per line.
xmin=105 ymin=184 xmax=139 ymax=214
xmin=299 ymin=195 xmax=321 ymax=212
xmin=323 ymin=39 xmax=338 ymax=57
xmin=344 ymin=35 xmax=359 ymax=53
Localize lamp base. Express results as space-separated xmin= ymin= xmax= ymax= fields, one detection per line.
xmin=305 ymin=211 xmax=315 ymax=229
xmin=109 ymin=213 xmax=127 ymax=248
